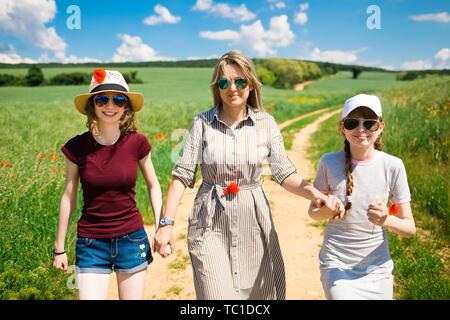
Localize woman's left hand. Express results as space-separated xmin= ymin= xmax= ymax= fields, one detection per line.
xmin=317 ymin=195 xmax=345 ymax=219
xmin=367 ymin=202 xmax=389 ymax=226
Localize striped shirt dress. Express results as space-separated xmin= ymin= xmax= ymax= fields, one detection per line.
xmin=172 ymin=106 xmax=297 ymax=299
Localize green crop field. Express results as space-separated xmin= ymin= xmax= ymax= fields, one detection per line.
xmin=0 ymin=68 xmax=448 ymax=299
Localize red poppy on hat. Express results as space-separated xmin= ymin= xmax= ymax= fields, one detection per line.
xmin=93 ymin=69 xmax=106 ymax=84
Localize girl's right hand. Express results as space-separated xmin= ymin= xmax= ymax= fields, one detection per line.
xmin=153 ymin=226 xmax=174 ymax=258
xmin=53 ymin=253 xmax=68 ymax=272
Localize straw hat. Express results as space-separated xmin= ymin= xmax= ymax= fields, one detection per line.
xmin=74 ymin=69 xmax=144 ymax=115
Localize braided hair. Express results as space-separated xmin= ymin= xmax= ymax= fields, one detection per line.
xmin=342 ymin=107 xmax=384 ymax=215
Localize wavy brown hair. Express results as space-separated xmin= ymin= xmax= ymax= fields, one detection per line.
xmin=341 ymin=106 xmax=384 ymax=215
xmin=210 ymin=50 xmax=263 ymax=110
xmin=86 ymin=94 xmax=138 ymax=137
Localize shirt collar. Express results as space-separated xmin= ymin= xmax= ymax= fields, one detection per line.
xmin=210 ymin=104 xmax=256 ymax=125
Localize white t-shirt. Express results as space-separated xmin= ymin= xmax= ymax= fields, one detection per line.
xmin=314 ymin=150 xmax=411 ymax=273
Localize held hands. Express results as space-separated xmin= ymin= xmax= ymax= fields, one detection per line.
xmin=316 ymin=195 xmax=346 ymax=219
xmin=367 ymin=201 xmax=389 ymax=226
xmin=153 ymin=226 xmax=174 ymax=258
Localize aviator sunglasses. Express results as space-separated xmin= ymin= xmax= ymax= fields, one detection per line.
xmin=343 ymin=118 xmax=380 ymax=132
xmin=94 ymin=94 xmax=128 ymax=108
xmin=217 ymin=77 xmax=248 ymax=90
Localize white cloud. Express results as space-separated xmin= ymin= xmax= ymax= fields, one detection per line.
xmin=53 ymin=52 xmax=101 ymax=64
xmin=308 ymin=47 xmax=359 ymax=64
xmin=111 ymin=34 xmax=174 ymax=62
xmin=295 ymin=12 xmax=308 ymax=25
xmin=0 ymin=44 xmax=99 ymax=64
xmin=434 ymin=48 xmax=450 ymax=69
xmin=0 ymin=0 xmax=66 ymax=54
xmin=0 ymin=53 xmax=36 ymax=64
xmin=434 ymin=48 xmax=450 ymax=61
xmin=143 ymin=4 xmax=181 ymax=26
xmin=402 ymin=60 xmax=432 ymax=70
xmin=193 ymin=0 xmax=213 ymax=11
xmin=400 ymin=48 xmax=450 ymax=70
xmin=200 ymin=30 xmax=241 ymax=40
xmin=410 ymin=11 xmax=450 ymax=23
xmin=267 ymin=1 xmax=286 ymax=10
xmin=192 ymin=0 xmax=256 ymax=22
xmin=200 ymin=15 xmax=294 ymax=57
xmin=0 ymin=44 xmax=37 ymax=64
xmin=186 ymin=54 xmax=220 ymax=60
xmin=299 ymin=3 xmax=309 ymax=11
xmin=294 ymin=3 xmax=309 ymax=25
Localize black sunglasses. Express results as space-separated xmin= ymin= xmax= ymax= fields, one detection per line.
xmin=94 ymin=95 xmax=128 ymax=108
xmin=343 ymin=118 xmax=380 ymax=131
xmin=217 ymin=77 xmax=248 ymax=90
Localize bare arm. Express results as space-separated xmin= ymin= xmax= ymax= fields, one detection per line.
xmin=139 ymin=152 xmax=163 ymax=233
xmin=53 ymin=157 xmax=79 ymax=272
xmin=282 ymin=173 xmax=345 ymax=217
xmin=281 ymin=173 xmax=326 ymax=201
xmin=153 ymin=177 xmax=186 ymax=257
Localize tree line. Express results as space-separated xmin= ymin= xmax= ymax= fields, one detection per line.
xmin=0 ymin=66 xmax=143 ymax=86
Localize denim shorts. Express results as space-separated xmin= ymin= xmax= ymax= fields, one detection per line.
xmin=75 ymin=227 xmax=153 ymax=274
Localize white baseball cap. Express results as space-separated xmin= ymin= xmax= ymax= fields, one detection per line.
xmin=342 ymin=93 xmax=382 ymax=119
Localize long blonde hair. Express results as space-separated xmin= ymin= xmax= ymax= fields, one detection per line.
xmin=86 ymin=95 xmax=138 ymax=137
xmin=210 ymin=50 xmax=263 ymax=110
xmin=342 ymin=107 xmax=384 ymax=215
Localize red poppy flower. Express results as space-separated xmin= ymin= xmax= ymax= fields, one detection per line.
xmin=154 ymin=133 xmax=168 ymax=141
xmin=38 ymin=152 xmax=45 ymax=159
xmin=389 ymin=203 xmax=400 ymax=215
xmin=1 ymin=162 xmax=11 ymax=168
xmin=93 ymin=69 xmax=106 ymax=84
xmin=224 ymin=182 xmax=239 ymax=196
xmin=51 ymin=167 xmax=58 ymax=174
xmin=49 ymin=151 xmax=57 ymax=162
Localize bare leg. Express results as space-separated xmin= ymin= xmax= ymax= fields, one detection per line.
xmin=77 ymin=273 xmax=110 ymax=300
xmin=116 ymin=269 xmax=147 ymax=300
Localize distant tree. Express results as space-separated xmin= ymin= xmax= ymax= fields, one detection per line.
xmin=396 ymin=71 xmax=420 ymax=81
xmin=25 ymin=65 xmax=44 ymax=86
xmin=123 ymin=71 xmax=143 ymax=84
xmin=255 ymin=66 xmax=276 ymax=86
xmin=322 ymin=62 xmax=338 ymax=75
xmin=352 ymin=67 xmax=362 ymax=79
xmin=0 ymin=74 xmax=18 ymax=86
xmin=50 ymin=72 xmax=90 ymax=85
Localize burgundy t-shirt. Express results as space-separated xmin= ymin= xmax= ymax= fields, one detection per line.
xmin=61 ymin=131 xmax=151 ymax=238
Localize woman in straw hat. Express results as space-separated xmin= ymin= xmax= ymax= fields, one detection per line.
xmin=153 ymin=50 xmax=344 ymax=299
xmin=53 ymin=69 xmax=163 ymax=300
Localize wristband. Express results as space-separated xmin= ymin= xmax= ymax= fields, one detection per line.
xmin=53 ymin=249 xmax=66 ymax=256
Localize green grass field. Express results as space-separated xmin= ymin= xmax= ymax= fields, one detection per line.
xmin=0 ymin=68 xmax=447 ymax=299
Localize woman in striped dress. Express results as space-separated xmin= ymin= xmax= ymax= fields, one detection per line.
xmin=154 ymin=50 xmax=344 ymax=299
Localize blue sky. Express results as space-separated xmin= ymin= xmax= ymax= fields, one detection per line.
xmin=0 ymin=0 xmax=449 ymax=70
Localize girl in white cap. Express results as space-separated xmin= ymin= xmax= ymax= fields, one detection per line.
xmin=52 ymin=69 xmax=163 ymax=299
xmin=309 ymin=93 xmax=416 ymax=299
